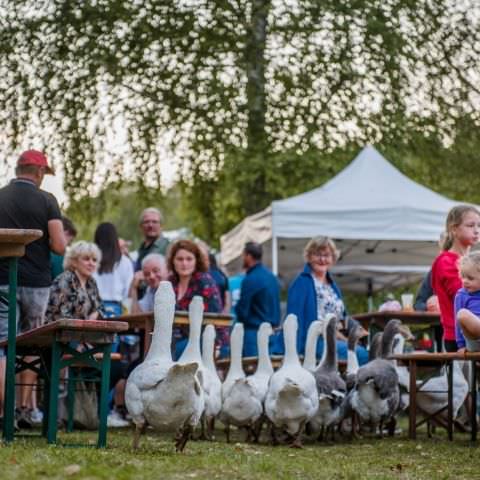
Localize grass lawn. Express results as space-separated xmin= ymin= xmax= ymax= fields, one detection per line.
xmin=0 ymin=419 xmax=478 ymax=480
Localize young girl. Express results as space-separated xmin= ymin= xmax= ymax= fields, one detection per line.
xmin=456 ymin=252 xmax=480 ymax=351
xmin=431 ymin=205 xmax=480 ymax=352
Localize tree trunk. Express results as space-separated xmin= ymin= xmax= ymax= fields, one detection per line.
xmin=244 ymin=0 xmax=271 ymax=215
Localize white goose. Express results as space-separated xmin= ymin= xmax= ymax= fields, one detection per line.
xmin=220 ymin=322 xmax=274 ymax=442
xmin=200 ymin=324 xmax=222 ymax=439
xmin=125 ymin=282 xmax=204 ymax=451
xmin=219 ymin=322 xmax=246 ymax=442
xmin=265 ymin=314 xmax=319 ymax=447
xmin=303 ymin=320 xmax=323 ymax=372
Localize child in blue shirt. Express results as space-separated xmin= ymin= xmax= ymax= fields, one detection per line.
xmin=455 ymin=251 xmax=480 ymax=351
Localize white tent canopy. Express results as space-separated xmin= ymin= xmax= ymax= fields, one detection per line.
xmin=220 ymin=146 xmax=466 ymax=293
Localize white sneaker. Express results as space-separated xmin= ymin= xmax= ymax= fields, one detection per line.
xmin=30 ymin=408 xmax=43 ymax=425
xmin=107 ymin=410 xmax=130 ymax=428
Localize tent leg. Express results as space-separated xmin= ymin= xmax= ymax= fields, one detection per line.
xmin=272 ymin=236 xmax=278 ymax=276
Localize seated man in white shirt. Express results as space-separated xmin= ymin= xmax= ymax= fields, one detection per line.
xmin=129 ymin=253 xmax=168 ymax=313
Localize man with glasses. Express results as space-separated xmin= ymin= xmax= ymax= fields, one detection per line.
xmin=0 ymin=150 xmax=66 ymax=428
xmin=134 ymin=207 xmax=170 ymax=272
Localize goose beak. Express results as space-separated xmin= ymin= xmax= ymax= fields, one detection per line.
xmin=399 ymin=324 xmax=415 ymax=341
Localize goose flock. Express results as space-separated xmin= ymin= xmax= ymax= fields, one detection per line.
xmin=125 ymin=281 xmax=469 ymax=451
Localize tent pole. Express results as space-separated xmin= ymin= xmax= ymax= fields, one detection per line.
xmin=272 ymin=236 xmax=278 ymax=275
xmin=367 ymin=278 xmax=374 ymax=312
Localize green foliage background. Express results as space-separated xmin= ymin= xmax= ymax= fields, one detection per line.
xmin=1 ymin=0 xmax=479 ymax=268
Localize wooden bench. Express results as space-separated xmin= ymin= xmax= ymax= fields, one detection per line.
xmin=214 ymin=356 xmax=347 ymax=374
xmin=0 ymin=319 xmax=128 ymax=448
xmin=391 ymin=351 xmax=480 ymax=442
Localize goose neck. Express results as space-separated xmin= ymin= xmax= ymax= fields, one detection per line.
xmin=284 ymin=322 xmax=301 ymax=367
xmin=319 ymin=320 xmax=337 ymax=369
xmin=381 ymin=325 xmax=397 ymax=358
xmin=202 ymin=332 xmax=217 ymax=371
xmin=230 ymin=327 xmax=244 ymax=375
xmin=256 ymin=330 xmax=273 ymax=374
xmin=145 ymin=315 xmax=173 ymax=362
xmin=304 ymin=325 xmax=320 ymax=370
xmin=181 ymin=313 xmax=202 ymax=360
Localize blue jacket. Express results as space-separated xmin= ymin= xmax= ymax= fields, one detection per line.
xmin=286 ymin=263 xmax=344 ymax=355
xmin=235 ymin=263 xmax=280 ymax=329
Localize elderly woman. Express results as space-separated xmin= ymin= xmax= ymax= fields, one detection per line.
xmin=278 ymin=236 xmax=368 ymax=365
xmin=168 ymin=239 xmax=222 ymax=358
xmin=45 ymin=241 xmax=103 ymax=323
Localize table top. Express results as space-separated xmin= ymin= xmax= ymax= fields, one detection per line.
xmin=119 ymin=311 xmax=233 ymax=329
xmin=353 ymin=310 xmax=440 ymax=325
xmin=0 ymin=319 xmax=129 ymax=348
xmin=0 ymin=228 xmax=43 ymax=244
xmin=391 ymin=351 xmax=480 ymax=362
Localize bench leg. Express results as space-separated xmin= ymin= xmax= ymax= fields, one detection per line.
xmin=66 ymin=368 xmax=76 ymax=433
xmin=472 ymin=360 xmax=478 ymax=442
xmin=3 ymin=258 xmax=18 ymax=443
xmin=409 ymin=360 xmax=417 ymax=439
xmin=47 ymin=341 xmax=61 ymax=444
xmin=447 ymin=361 xmax=453 ymax=441
xmin=97 ymin=344 xmax=112 ymax=448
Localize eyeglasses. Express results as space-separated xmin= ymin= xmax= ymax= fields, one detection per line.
xmin=141 ymin=220 xmax=160 ymax=225
xmin=311 ymin=252 xmax=332 ymax=259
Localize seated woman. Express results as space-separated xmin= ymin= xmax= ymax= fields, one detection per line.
xmin=167 ymin=239 xmax=223 ymax=359
xmin=274 ymin=236 xmax=368 ymax=365
xmin=45 ymin=241 xmax=103 ymax=323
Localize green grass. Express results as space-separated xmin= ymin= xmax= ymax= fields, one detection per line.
xmin=0 ymin=420 xmax=478 ymax=480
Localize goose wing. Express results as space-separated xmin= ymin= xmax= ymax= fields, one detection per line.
xmin=357 ymin=359 xmax=398 ymax=399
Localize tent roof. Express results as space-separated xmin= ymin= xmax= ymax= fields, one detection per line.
xmin=271 ymin=145 xmax=456 ymax=240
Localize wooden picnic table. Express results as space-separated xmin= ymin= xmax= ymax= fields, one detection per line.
xmin=0 ymin=319 xmax=128 ymax=448
xmin=391 ymin=351 xmax=480 ymax=442
xmin=353 ymin=310 xmax=442 ymax=351
xmin=118 ymin=310 xmax=233 ymax=357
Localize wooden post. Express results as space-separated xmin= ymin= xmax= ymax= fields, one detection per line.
xmin=0 ymin=228 xmax=42 ymax=444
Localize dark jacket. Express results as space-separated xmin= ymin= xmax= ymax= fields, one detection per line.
xmin=235 ymin=263 xmax=280 ymax=329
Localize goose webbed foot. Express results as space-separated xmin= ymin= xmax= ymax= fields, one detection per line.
xmin=289 ymin=433 xmax=304 ymax=449
xmin=289 ymin=421 xmax=306 ymax=449
xmin=175 ymin=424 xmax=193 ymax=453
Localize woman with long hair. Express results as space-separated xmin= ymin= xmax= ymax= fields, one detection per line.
xmin=167 ymin=239 xmax=222 ymax=358
xmin=93 ymin=222 xmax=134 ymax=317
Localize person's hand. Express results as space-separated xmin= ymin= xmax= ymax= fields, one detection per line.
xmin=457 ymin=347 xmax=466 ymax=354
xmin=426 ymin=295 xmax=439 ymax=312
xmin=132 ymin=271 xmax=145 ymax=289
